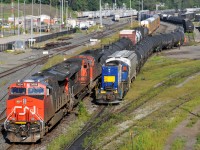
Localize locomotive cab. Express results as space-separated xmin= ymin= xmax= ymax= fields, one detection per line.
xmin=4 ymin=79 xmax=49 ymax=142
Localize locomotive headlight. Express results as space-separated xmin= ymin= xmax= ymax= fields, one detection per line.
xmin=31 ymin=117 xmax=35 ymax=121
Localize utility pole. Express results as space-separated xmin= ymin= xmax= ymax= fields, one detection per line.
xmin=142 ymin=0 xmax=143 ymax=10
xmin=31 ymin=0 xmax=33 ymax=46
xmin=24 ymin=0 xmax=26 ymax=34
xmin=138 ymin=0 xmax=141 ymax=26
xmin=62 ymin=0 xmax=63 ymax=24
xmin=49 ymin=0 xmax=51 ymax=29
xmin=130 ymin=0 xmax=132 ymax=27
xmin=18 ymin=0 xmax=19 ymax=37
xmin=2 ymin=7 xmax=4 ymax=37
xmin=40 ymin=0 xmax=41 ymax=36
xmin=1 ymin=0 xmax=3 ymax=37
xmin=99 ymin=0 xmax=102 ymax=27
xmin=66 ymin=1 xmax=68 ymax=30
xmin=56 ymin=2 xmax=57 ymax=18
xmin=11 ymin=0 xmax=15 ymax=35
xmin=60 ymin=0 xmax=62 ymax=32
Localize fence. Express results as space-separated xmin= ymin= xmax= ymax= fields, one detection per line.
xmin=0 ymin=29 xmax=76 ymax=52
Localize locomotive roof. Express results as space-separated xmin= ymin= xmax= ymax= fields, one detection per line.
xmin=34 ymin=58 xmax=82 ymax=81
xmin=80 ymin=49 xmax=103 ymax=61
xmin=108 ymin=50 xmax=136 ymax=58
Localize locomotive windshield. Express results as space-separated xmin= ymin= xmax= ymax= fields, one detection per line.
xmin=28 ymin=88 xmax=44 ymax=95
xmin=11 ymin=87 xmax=26 ymax=95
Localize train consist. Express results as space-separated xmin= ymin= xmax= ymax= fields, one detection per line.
xmin=4 ymin=26 xmax=149 ymax=142
xmin=3 ymin=26 xmax=149 ymax=143
xmin=3 ymin=19 xmax=184 ymax=142
xmin=95 ymin=28 xmax=185 ymax=104
xmin=160 ymin=14 xmax=194 ymax=33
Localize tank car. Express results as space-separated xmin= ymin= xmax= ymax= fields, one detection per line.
xmin=96 ymin=50 xmax=138 ymax=104
xmin=162 ymin=15 xmax=194 ymax=33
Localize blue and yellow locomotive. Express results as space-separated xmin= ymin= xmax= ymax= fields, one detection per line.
xmin=96 ymin=50 xmax=138 ymax=104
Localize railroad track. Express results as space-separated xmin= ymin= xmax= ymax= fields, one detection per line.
xmin=67 ymin=64 xmax=200 ymax=149
xmin=0 ymin=21 xmax=129 ymax=80
xmin=66 ymin=105 xmax=114 ymax=150
xmin=65 ymin=21 xmax=180 ymax=150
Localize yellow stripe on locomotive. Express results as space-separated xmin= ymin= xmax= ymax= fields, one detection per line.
xmin=104 ymin=76 xmax=115 ymax=82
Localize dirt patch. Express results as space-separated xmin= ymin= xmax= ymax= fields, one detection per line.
xmin=162 ymin=45 xmax=200 ymax=60
xmin=164 ymin=106 xmax=200 ymax=150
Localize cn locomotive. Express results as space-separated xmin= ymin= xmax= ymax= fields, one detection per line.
xmin=95 ymin=28 xmax=185 ymax=104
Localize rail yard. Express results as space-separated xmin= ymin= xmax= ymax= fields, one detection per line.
xmin=0 ymin=6 xmax=200 ymax=150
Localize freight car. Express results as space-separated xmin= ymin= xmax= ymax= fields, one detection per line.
xmin=113 ymin=14 xmax=120 ymax=22
xmin=179 ymin=12 xmax=195 ymax=20
xmin=195 ymin=13 xmax=200 ymax=21
xmin=119 ymin=27 xmax=148 ymax=45
xmin=161 ymin=15 xmax=194 ymax=33
xmin=141 ymin=15 xmax=160 ymax=34
xmin=95 ymin=28 xmax=184 ymax=104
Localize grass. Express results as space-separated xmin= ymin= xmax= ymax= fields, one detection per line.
xmin=0 ymin=61 xmax=4 ymax=65
xmin=80 ymin=55 xmax=200 ymax=150
xmin=47 ymin=102 xmax=90 ymax=150
xmin=41 ymin=55 xmax=65 ymax=70
xmin=4 ymin=49 xmax=25 ymax=54
xmin=0 ymin=80 xmax=8 ymax=87
xmin=170 ymin=137 xmax=186 ymax=150
xmin=86 ymin=25 xmax=102 ymax=34
xmin=194 ymin=134 xmax=200 ymax=150
xmin=186 ymin=116 xmax=199 ymax=127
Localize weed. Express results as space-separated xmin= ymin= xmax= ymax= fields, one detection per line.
xmin=47 ymin=102 xmax=90 ymax=150
xmin=186 ymin=116 xmax=199 ymax=127
xmin=194 ymin=133 xmax=200 ymax=150
xmin=0 ymin=80 xmax=8 ymax=87
xmin=78 ymin=101 xmax=90 ymax=121
xmin=41 ymin=55 xmax=65 ymax=70
xmin=170 ymin=137 xmax=186 ymax=150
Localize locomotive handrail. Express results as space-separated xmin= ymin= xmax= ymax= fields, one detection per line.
xmin=4 ymin=109 xmax=14 ymax=130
